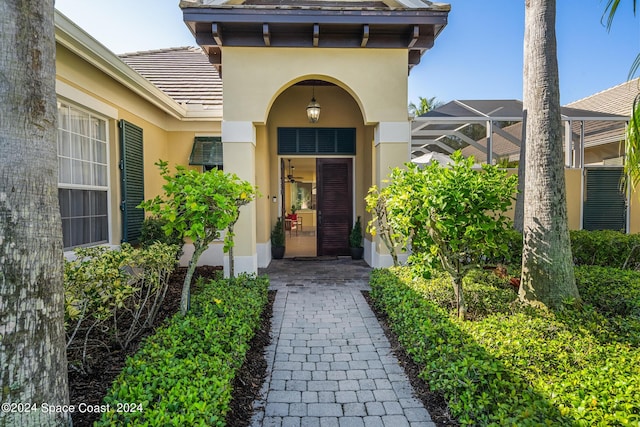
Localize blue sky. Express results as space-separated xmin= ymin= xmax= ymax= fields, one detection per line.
xmin=55 ymin=0 xmax=639 ymax=105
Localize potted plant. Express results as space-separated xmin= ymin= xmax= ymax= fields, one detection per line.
xmin=271 ymin=217 xmax=285 ymax=259
xmin=349 ymin=216 xmax=364 ymax=260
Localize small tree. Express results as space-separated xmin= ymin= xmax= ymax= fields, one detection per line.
xmin=384 ymin=152 xmax=518 ymax=318
xmin=140 ymin=161 xmax=255 ymax=315
xmin=365 ymin=186 xmax=402 ymax=266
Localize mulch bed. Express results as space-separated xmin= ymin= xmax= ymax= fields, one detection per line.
xmin=68 ymin=268 xmax=454 ymax=426
xmin=362 ymin=291 xmax=460 ymax=427
xmin=68 ymin=265 xmax=274 ymax=427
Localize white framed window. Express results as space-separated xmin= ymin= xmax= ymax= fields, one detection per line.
xmin=57 ymin=102 xmax=109 ymax=250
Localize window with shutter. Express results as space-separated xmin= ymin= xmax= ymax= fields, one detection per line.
xmin=119 ymin=120 xmax=145 ymax=244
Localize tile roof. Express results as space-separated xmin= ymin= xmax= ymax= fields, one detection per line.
xmin=119 ymin=47 xmax=223 ymax=111
xmin=566 ymin=78 xmax=640 ymax=116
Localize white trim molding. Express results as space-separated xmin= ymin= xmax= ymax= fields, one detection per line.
xmin=222 ymin=121 xmax=256 ymax=145
xmin=375 ymin=121 xmax=411 ymax=145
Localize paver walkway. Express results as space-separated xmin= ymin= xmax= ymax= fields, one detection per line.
xmin=252 ymin=258 xmax=435 ymax=427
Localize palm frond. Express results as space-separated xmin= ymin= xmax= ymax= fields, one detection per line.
xmin=623 ymin=94 xmax=640 ymax=192
xmin=602 ymin=0 xmax=622 ymax=31
xmin=629 ymin=53 xmax=640 ymax=79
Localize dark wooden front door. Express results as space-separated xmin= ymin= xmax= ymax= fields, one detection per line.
xmin=317 ymin=158 xmax=352 ymax=256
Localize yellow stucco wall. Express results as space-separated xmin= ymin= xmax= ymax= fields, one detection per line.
xmin=220 ymin=47 xmax=411 ymax=259
xmin=565 ymin=168 xmax=582 ymax=230
xmin=498 ymin=168 xmax=581 ymax=229
xmin=56 ymin=44 xmax=221 ymax=248
xmin=222 ymin=47 xmax=409 ymax=124
xmin=629 ymin=188 xmax=640 ymax=234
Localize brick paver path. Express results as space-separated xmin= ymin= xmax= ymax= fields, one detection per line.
xmin=252 ymin=259 xmax=435 ymax=427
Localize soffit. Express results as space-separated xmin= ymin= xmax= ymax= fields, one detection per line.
xmin=180 ymin=0 xmax=450 ymax=72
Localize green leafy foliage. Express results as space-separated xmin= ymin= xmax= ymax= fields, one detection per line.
xmin=491 ymin=229 xmax=640 ymax=270
xmin=64 ymin=243 xmax=178 ymax=373
xmin=365 ymin=185 xmax=402 ymax=266
xmin=271 ymin=217 xmax=285 ymax=247
xmin=140 ymin=215 xmax=184 ymax=258
xmin=379 ymin=151 xmax=517 ymax=317
xmin=575 ymin=265 xmax=640 ymax=317
xmin=349 ymin=216 xmax=363 ymax=248
xmin=571 ymin=230 xmax=640 ymax=268
xmin=139 ymin=160 xmax=257 ymax=314
xmin=97 ymin=274 xmax=269 ymax=426
xmin=370 ymin=266 xmax=640 ymax=426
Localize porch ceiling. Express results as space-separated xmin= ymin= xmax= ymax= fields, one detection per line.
xmin=180 ymin=0 xmax=449 ymax=71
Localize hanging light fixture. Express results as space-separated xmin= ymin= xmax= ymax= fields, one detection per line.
xmin=306 ymin=86 xmax=321 ymax=123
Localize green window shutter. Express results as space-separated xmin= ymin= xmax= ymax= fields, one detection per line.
xmin=189 ymin=136 xmax=223 ymax=167
xmin=583 ymin=168 xmax=626 ymax=231
xmin=119 ymin=120 xmax=145 ymax=244
xmin=278 ymin=128 xmax=356 ymax=155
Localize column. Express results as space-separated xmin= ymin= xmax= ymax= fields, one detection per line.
xmin=370 ymin=121 xmax=411 ymax=268
xmin=222 ymin=121 xmax=257 ymax=276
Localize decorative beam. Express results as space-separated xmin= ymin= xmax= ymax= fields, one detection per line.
xmin=408 ymin=25 xmax=419 ymax=48
xmin=263 ymin=23 xmax=270 ymax=46
xmin=212 ymin=23 xmax=223 ymax=45
xmin=361 ymin=24 xmax=369 ymax=47
xmin=313 ymin=23 xmax=319 ymax=47
xmin=408 ymin=50 xmax=422 ymax=66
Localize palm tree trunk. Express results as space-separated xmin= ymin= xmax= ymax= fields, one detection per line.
xmin=0 ymin=2 xmax=71 ymax=425
xmin=520 ymin=0 xmax=581 ymax=309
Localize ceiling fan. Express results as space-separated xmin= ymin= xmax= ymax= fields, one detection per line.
xmin=286 ymin=159 xmax=304 ymax=183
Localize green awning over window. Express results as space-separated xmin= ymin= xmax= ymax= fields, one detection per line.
xmin=189 ymin=136 xmax=222 ymax=166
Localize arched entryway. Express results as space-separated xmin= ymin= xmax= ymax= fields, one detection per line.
xmin=267 ymin=79 xmax=367 ymax=258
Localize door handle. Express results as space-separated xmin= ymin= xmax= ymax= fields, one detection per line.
xmin=318 ymin=210 xmax=322 ymax=226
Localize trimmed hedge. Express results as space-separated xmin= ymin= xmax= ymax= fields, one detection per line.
xmin=493 ymin=229 xmax=640 ymax=269
xmin=571 ymin=230 xmax=640 ymax=268
xmin=96 ymin=274 xmax=269 ymax=426
xmin=370 ymin=267 xmax=640 ymax=426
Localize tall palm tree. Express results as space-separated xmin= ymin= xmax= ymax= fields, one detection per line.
xmin=519 ymin=0 xmax=581 ymax=308
xmin=409 ymin=96 xmax=443 ymax=116
xmin=604 ymin=0 xmax=640 ymax=191
xmin=0 ymin=1 xmax=71 ymax=425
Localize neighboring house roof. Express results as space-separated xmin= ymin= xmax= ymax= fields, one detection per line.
xmin=120 ymin=47 xmax=223 ymax=111
xmin=566 ymin=78 xmax=640 ymax=115
xmin=411 ymin=99 xmax=629 ymax=161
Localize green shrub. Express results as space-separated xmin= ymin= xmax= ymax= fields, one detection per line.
xmin=575 ymin=265 xmax=640 ymax=317
xmin=64 ymin=243 xmax=178 ymax=373
xmin=97 ymin=274 xmax=269 ymax=426
xmin=486 ymin=229 xmax=640 ymax=269
xmin=140 ymin=215 xmax=184 ymax=258
xmin=370 ymin=267 xmax=640 ymax=426
xmin=388 ymin=267 xmax=517 ymax=319
xmin=571 ymin=230 xmax=640 ymax=268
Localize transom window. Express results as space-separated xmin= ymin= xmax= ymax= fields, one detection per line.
xmin=57 ymin=102 xmax=109 ymax=250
